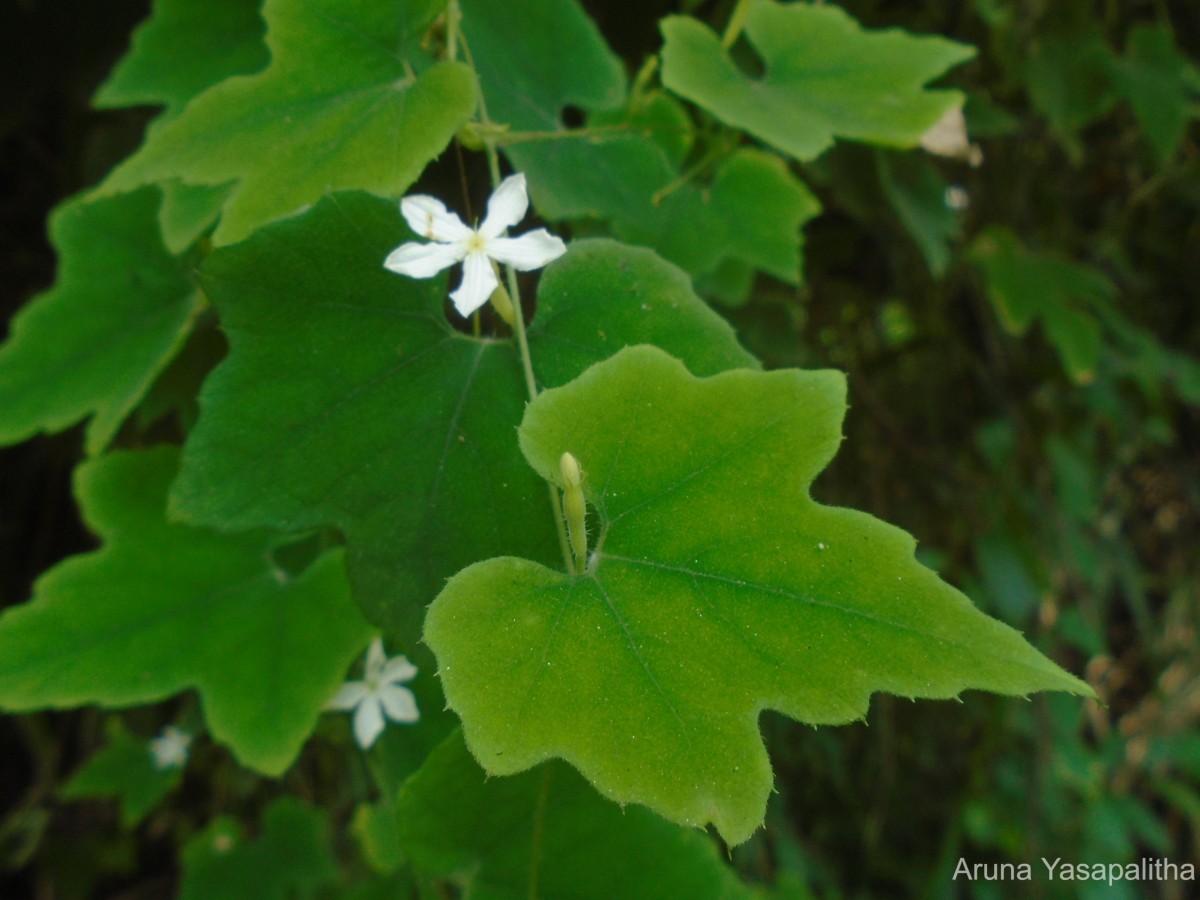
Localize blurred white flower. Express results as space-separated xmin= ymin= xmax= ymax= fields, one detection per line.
xmin=149 ymin=726 xmax=192 ymax=770
xmin=944 ymin=185 xmax=970 ymax=211
xmin=326 ymin=637 xmax=419 ymax=749
xmin=384 ymin=173 xmax=566 ymax=317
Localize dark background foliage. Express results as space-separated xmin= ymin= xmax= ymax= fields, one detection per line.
xmin=2 ymin=1 xmax=1198 ymax=897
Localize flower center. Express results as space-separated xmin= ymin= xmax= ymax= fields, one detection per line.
xmin=465 ymin=232 xmax=488 ymax=254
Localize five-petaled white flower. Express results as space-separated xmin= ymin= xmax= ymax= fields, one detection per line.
xmin=326 ymin=637 xmax=419 ymax=749
xmin=148 ymin=726 xmax=192 ymax=770
xmin=383 ymin=173 xmax=566 ymax=317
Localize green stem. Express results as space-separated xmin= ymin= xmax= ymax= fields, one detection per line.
xmin=458 ymin=27 xmax=577 ymax=576
xmin=722 ymin=0 xmax=756 ymax=48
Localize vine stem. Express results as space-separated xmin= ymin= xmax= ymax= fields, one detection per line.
xmin=458 ymin=22 xmax=577 ymax=577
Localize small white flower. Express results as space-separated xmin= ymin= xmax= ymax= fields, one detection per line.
xmin=325 ymin=637 xmax=419 ymax=749
xmin=383 ymin=173 xmax=566 ymax=317
xmin=148 ymin=726 xmax=192 ymax=770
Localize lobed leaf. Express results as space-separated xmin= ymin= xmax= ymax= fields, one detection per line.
xmin=460 ymin=0 xmax=819 ymax=298
xmin=0 ymin=447 xmax=374 ymax=774
xmin=170 ymin=193 xmax=755 ymax=643
xmin=660 ymin=1 xmax=975 ymax=161
xmin=94 ymin=0 xmax=269 ymax=118
xmin=0 ymin=188 xmax=201 ymax=454
xmin=395 ymin=730 xmax=755 ymax=899
xmin=970 ymin=227 xmax=1113 ymax=383
xmin=60 ymin=720 xmax=183 ymax=828
xmin=426 ymin=345 xmax=1093 ymax=844
xmin=99 ymin=0 xmax=477 ymax=245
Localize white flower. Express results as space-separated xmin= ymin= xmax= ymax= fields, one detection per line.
xmin=383 ymin=173 xmax=566 ymax=317
xmin=148 ymin=726 xmax=192 ymax=770
xmin=326 ymin=637 xmax=419 ymax=749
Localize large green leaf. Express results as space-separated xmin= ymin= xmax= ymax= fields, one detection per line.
xmin=660 ymin=2 xmax=975 ymax=162
xmin=170 ymin=192 xmax=754 ymax=642
xmin=395 ymin=730 xmax=754 ymax=899
xmin=460 ymin=0 xmax=819 ymax=297
xmin=426 ymin=345 xmax=1092 ymax=844
xmin=0 ymin=188 xmax=201 ymax=454
xmin=99 ymin=0 xmax=476 ymax=245
xmin=94 ymin=0 xmax=268 ymax=118
xmin=0 ymin=447 xmax=373 ymax=774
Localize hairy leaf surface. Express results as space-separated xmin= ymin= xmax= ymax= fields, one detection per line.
xmin=426 ymin=346 xmax=1093 ymax=844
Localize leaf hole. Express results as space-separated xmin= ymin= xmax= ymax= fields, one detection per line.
xmin=729 ymin=39 xmax=767 ymax=82
xmin=560 ymin=105 xmax=586 ymax=129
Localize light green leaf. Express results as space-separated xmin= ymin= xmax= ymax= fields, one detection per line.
xmin=460 ymin=0 xmax=819 ymax=289
xmin=94 ymin=0 xmax=268 ymax=118
xmin=170 ymin=193 xmax=754 ymax=642
xmin=99 ymin=0 xmax=477 ymax=245
xmin=1107 ymin=25 xmax=1200 ymax=164
xmin=60 ymin=719 xmax=182 ymax=828
xmin=970 ymin=227 xmax=1112 ymax=383
xmin=660 ymin=2 xmax=975 ymax=161
xmin=0 ymin=447 xmax=373 ymax=775
xmin=0 ymin=188 xmax=201 ymax=454
xmin=180 ymin=798 xmax=337 ymax=900
xmin=426 ymin=345 xmax=1092 ymax=844
xmin=395 ymin=730 xmax=755 ymax=899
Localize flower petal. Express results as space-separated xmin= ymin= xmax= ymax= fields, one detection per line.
xmin=401 ymin=194 xmax=472 ymax=241
xmin=478 ymin=173 xmax=529 ymax=239
xmin=383 ymin=240 xmax=464 ymax=279
xmin=353 ymin=698 xmax=386 ymax=749
xmin=364 ymin=637 xmax=386 ymax=679
xmin=381 ymin=655 xmax=417 ymax=685
xmin=450 ymin=252 xmax=499 ymax=317
xmin=487 ymin=230 xmax=567 ymax=271
xmin=378 ymin=684 xmax=420 ymax=723
xmin=325 ymin=681 xmax=368 ymax=711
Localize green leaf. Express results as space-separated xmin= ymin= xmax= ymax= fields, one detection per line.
xmin=1022 ymin=26 xmax=1117 ymax=160
xmin=0 ymin=188 xmax=201 ymax=454
xmin=180 ymin=798 xmax=337 ymax=900
xmin=396 ymin=730 xmax=755 ymax=899
xmin=94 ymin=0 xmax=269 ymax=118
xmin=60 ymin=719 xmax=182 ymax=827
xmin=1107 ymin=25 xmax=1200 ymax=164
xmin=352 ymin=803 xmax=405 ymax=875
xmin=170 ymin=192 xmax=754 ymax=642
xmin=158 ymin=179 xmax=234 ymax=255
xmin=99 ymin=0 xmax=477 ymax=245
xmin=877 ymin=151 xmax=961 ymax=278
xmin=426 ymin=345 xmax=1092 ymax=844
xmin=970 ymin=227 xmax=1112 ymax=383
xmin=660 ymin=2 xmax=975 ymax=161
xmin=460 ymin=0 xmax=819 ymax=289
xmin=0 ymin=447 xmax=373 ymax=774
